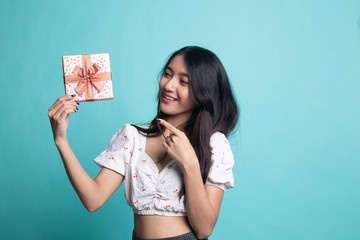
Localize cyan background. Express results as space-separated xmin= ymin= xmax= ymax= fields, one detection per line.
xmin=1 ymin=0 xmax=359 ymax=239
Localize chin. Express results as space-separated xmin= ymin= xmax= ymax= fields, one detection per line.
xmin=159 ymin=102 xmax=194 ymax=119
xmin=159 ymin=107 xmax=175 ymax=116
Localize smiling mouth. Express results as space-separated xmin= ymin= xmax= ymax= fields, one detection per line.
xmin=162 ymin=93 xmax=177 ymax=101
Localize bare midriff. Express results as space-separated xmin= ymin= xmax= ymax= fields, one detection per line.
xmin=134 ymin=214 xmax=193 ymax=239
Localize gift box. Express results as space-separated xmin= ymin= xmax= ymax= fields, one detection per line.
xmin=62 ymin=53 xmax=113 ymax=102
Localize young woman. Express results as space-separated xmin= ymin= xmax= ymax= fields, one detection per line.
xmin=48 ymin=46 xmax=239 ymax=240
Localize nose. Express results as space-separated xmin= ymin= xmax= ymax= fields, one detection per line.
xmin=164 ymin=77 xmax=178 ymax=91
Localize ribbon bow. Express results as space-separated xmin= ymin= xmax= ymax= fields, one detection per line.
xmin=64 ymin=55 xmax=112 ymax=101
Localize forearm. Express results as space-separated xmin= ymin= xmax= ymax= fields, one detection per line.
xmin=55 ymin=138 xmax=100 ymax=212
xmin=183 ymin=162 xmax=217 ymax=239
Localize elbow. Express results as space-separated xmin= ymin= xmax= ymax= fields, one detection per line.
xmin=84 ymin=201 xmax=103 ymax=213
xmin=191 ymin=215 xmax=217 ymax=239
xmin=86 ymin=206 xmax=98 ymax=213
xmin=85 ymin=204 xmax=99 ymax=212
xmin=194 ymin=227 xmax=213 ymax=240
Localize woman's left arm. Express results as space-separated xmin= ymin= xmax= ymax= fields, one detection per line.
xmin=183 ymin=162 xmax=224 ymax=239
xmin=157 ymin=119 xmax=225 ymax=239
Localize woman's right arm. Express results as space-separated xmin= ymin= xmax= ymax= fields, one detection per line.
xmin=48 ymin=95 xmax=124 ymax=212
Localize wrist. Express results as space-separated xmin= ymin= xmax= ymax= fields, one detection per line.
xmin=182 ymin=156 xmax=200 ymax=173
xmin=54 ymin=137 xmax=69 ymax=147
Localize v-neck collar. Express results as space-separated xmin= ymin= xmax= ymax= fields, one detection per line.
xmin=143 ymin=151 xmax=175 ymax=176
xmin=140 ymin=129 xmax=175 ymax=175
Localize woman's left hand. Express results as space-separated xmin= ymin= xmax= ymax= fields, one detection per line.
xmin=157 ymin=118 xmax=198 ymax=168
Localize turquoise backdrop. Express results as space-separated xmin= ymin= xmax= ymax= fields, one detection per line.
xmin=1 ymin=0 xmax=359 ymax=239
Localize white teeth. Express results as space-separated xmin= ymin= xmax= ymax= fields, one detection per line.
xmin=164 ymin=96 xmax=176 ymax=101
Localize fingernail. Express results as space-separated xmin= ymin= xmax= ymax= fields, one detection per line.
xmin=156 ymin=118 xmax=161 ymax=122
xmin=76 ymin=107 xmax=79 ymax=111
xmin=71 ymin=94 xmax=76 ymax=97
xmin=76 ymin=102 xmax=79 ymax=105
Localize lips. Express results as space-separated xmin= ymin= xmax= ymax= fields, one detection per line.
xmin=162 ymin=93 xmax=178 ymax=101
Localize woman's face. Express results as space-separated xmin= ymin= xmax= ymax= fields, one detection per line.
xmin=159 ymin=54 xmax=195 ymax=122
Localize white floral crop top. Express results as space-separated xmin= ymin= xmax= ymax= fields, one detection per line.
xmin=94 ymin=124 xmax=234 ymax=217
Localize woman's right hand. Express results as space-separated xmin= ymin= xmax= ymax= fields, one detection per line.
xmin=48 ymin=94 xmax=79 ymax=142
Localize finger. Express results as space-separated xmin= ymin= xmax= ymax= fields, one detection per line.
xmin=49 ymin=97 xmax=79 ymax=115
xmin=156 ymin=118 xmax=181 ymax=135
xmin=49 ymin=102 xmax=78 ymax=118
xmin=165 ymin=135 xmax=174 ymax=145
xmin=168 ymin=133 xmax=175 ymax=142
xmin=49 ymin=100 xmax=78 ymax=116
xmin=59 ymin=108 xmax=76 ymax=120
xmin=51 ymin=104 xmax=78 ymax=120
xmin=48 ymin=95 xmax=78 ymax=112
xmin=52 ymin=104 xmax=76 ymax=120
xmin=56 ymin=107 xmax=77 ymax=122
xmin=161 ymin=142 xmax=176 ymax=160
xmin=162 ymin=141 xmax=169 ymax=150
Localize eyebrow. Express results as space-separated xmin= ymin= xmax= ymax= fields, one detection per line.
xmin=166 ymin=66 xmax=188 ymax=77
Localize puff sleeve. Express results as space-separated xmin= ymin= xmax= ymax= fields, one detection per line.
xmin=93 ymin=124 xmax=135 ymax=176
xmin=205 ymin=132 xmax=235 ymax=191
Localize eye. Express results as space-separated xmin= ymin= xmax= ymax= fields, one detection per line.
xmin=163 ymin=72 xmax=171 ymax=78
xmin=180 ymin=79 xmax=190 ymax=85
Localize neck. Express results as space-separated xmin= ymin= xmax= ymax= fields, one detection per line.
xmin=165 ymin=113 xmax=192 ymax=131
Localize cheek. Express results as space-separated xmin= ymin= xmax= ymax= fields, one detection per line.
xmin=181 ymin=89 xmax=194 ymax=105
xmin=159 ymin=77 xmax=166 ymax=89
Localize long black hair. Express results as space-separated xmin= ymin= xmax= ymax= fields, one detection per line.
xmin=133 ymin=46 xmax=239 ymax=183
